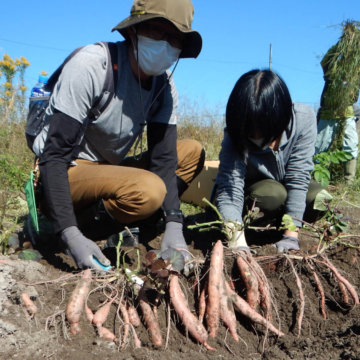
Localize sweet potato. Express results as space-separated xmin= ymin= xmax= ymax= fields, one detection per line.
xmin=127 ymin=304 xmax=141 ymax=327
xmin=92 ymin=298 xmax=114 ymax=328
xmin=20 ymin=292 xmax=37 ymax=318
xmin=198 ymin=284 xmax=206 ymax=323
xmin=139 ymin=298 xmax=163 ymax=347
xmin=219 ymin=275 xmax=239 ymax=342
xmin=119 ymin=302 xmax=130 ymax=349
xmin=256 ymin=275 xmax=272 ymax=320
xmin=169 ymin=275 xmax=214 ymax=350
xmin=236 ymin=255 xmax=259 ymax=309
xmin=98 ymin=326 xmax=117 ymax=342
xmin=247 ymin=255 xmax=272 ymax=319
xmin=285 ymin=255 xmax=304 ymax=337
xmin=84 ymin=304 xmax=94 ymax=323
xmin=307 ymin=261 xmax=327 ymax=319
xmin=65 ymin=269 xmax=92 ymax=335
xmin=317 ymin=258 xmax=359 ymax=305
xmin=338 ymin=281 xmax=350 ymax=304
xmin=206 ymin=240 xmax=223 ymax=338
xmin=225 ymin=280 xmax=284 ymax=337
xmin=131 ymin=326 xmax=142 ymax=348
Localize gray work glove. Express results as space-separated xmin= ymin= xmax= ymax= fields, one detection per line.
xmin=274 ymin=235 xmax=300 ymax=253
xmin=61 ymin=226 xmax=111 ymax=271
xmin=160 ymin=221 xmax=193 ymax=276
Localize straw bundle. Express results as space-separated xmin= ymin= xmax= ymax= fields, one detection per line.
xmin=320 ymin=20 xmax=360 ymax=118
xmin=319 ymin=20 xmax=360 ymax=151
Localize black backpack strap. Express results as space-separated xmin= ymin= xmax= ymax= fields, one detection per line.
xmin=88 ymin=41 xmax=118 ymax=120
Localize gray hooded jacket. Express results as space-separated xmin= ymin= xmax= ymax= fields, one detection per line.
xmin=215 ymin=102 xmax=317 ymax=227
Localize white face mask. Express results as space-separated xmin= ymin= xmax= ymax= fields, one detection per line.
xmin=248 ymin=136 xmax=271 ymax=150
xmin=134 ymin=35 xmax=181 ymax=76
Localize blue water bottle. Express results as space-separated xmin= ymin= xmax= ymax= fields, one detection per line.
xmin=30 ymin=74 xmax=50 ymax=98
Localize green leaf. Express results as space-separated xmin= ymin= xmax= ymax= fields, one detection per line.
xmin=335 ymin=220 xmax=348 ymax=233
xmin=329 ymin=154 xmax=340 ymax=164
xmin=280 ymin=214 xmax=297 ymax=231
xmin=313 ymin=171 xmax=322 ymax=182
xmin=336 ymin=151 xmax=351 ymax=162
xmin=343 ymin=152 xmax=353 ymax=160
xmin=320 ymin=177 xmax=329 ymax=188
xmin=322 ymin=168 xmax=331 ymax=178
xmin=314 ymin=189 xmax=333 ymax=211
xmin=18 ymin=249 xmax=43 ymax=261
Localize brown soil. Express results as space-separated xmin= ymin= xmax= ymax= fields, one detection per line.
xmin=1 ymin=204 xmax=360 ymax=360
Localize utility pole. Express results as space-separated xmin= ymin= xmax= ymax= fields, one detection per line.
xmin=269 ymin=43 xmax=272 ymax=70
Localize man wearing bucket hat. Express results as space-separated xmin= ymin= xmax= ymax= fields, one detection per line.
xmin=34 ymin=0 xmax=204 ymax=272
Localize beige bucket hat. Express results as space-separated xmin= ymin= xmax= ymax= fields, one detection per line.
xmin=112 ymin=0 xmax=202 ymax=58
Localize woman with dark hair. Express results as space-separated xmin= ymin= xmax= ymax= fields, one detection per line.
xmin=214 ymin=69 xmax=322 ymax=253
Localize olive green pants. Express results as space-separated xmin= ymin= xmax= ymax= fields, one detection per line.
xmin=68 ymin=139 xmax=205 ymax=224
xmin=244 ymin=179 xmax=324 ymax=225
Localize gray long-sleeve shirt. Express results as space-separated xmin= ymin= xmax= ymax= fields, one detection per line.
xmin=215 ymin=103 xmax=317 ymax=227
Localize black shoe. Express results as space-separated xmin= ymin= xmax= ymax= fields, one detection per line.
xmin=76 ymin=199 xmax=124 ymax=240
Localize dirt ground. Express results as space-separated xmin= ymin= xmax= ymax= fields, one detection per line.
xmin=0 ymin=203 xmax=360 ymax=360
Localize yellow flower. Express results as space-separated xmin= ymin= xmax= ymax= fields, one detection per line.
xmin=20 ymin=85 xmax=27 ymax=91
xmin=4 ymin=82 xmax=12 ymax=89
xmin=3 ymin=54 xmax=12 ymax=62
xmin=5 ymin=90 xmax=12 ymax=97
xmin=15 ymin=59 xmax=21 ymax=66
xmin=20 ymin=56 xmax=30 ymax=66
xmin=40 ymin=70 xmax=48 ymax=76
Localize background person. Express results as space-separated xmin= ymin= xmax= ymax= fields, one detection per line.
xmin=34 ymin=0 xmax=204 ymax=271
xmin=315 ymin=21 xmax=360 ymax=184
xmin=214 ymin=69 xmax=323 ymax=253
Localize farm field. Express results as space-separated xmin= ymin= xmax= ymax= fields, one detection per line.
xmin=1 ymin=53 xmax=360 ymax=359
xmin=0 ymin=194 xmax=359 ymax=360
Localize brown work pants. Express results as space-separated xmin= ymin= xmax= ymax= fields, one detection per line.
xmin=68 ymin=139 xmax=205 ymax=224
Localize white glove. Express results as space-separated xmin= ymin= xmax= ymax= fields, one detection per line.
xmin=225 ymin=221 xmax=250 ymax=252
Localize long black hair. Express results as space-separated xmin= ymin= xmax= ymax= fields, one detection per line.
xmin=226 ymin=69 xmax=293 ymax=154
